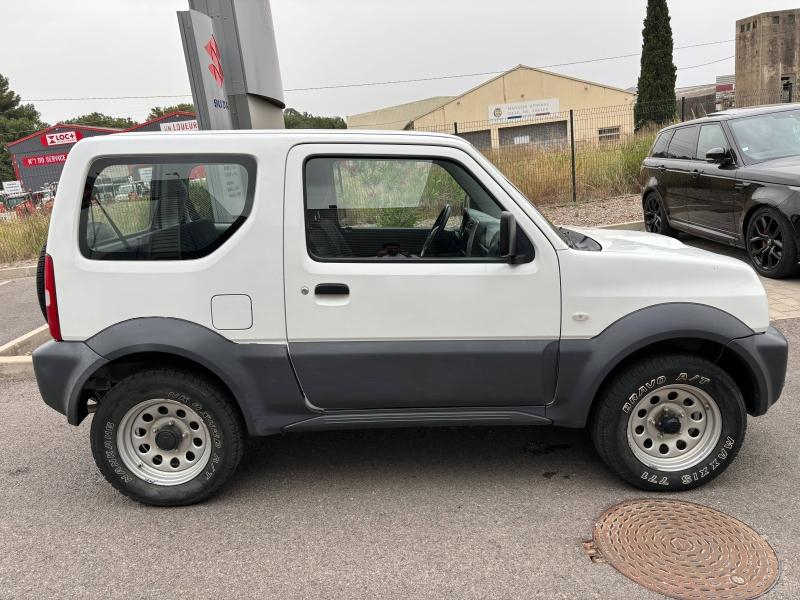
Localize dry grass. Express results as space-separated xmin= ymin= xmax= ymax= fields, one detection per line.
xmin=0 ymin=212 xmax=50 ymax=264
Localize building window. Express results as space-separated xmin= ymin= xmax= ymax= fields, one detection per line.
xmin=740 ymin=24 xmax=745 ymax=33
xmin=746 ymin=23 xmax=751 ymax=31
xmin=789 ymin=14 xmax=796 ymax=24
xmin=753 ymin=20 xmax=757 ymax=29
xmin=773 ymin=15 xmax=780 ymax=24
xmin=598 ymin=126 xmax=621 ymax=142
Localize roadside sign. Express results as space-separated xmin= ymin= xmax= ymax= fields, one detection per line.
xmin=2 ymin=181 xmax=23 ymax=194
xmin=41 ymin=131 xmax=82 ymax=146
xmin=160 ymin=119 xmax=199 ymax=132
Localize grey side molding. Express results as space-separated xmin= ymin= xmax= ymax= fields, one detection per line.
xmin=548 ymin=303 xmax=755 ymax=428
xmin=86 ymin=318 xmax=307 ymax=435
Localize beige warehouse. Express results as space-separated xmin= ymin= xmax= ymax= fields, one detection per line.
xmin=348 ymin=65 xmax=636 ymax=150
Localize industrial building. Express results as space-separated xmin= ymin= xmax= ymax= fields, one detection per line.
xmin=736 ymin=9 xmax=800 ymax=105
xmin=347 ymin=65 xmax=636 ymax=150
xmin=6 ymin=111 xmax=197 ymax=192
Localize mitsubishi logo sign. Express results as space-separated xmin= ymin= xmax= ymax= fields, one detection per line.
xmin=204 ymin=34 xmax=225 ymax=88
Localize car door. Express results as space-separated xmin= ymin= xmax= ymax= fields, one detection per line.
xmin=687 ymin=123 xmax=738 ymax=235
xmin=661 ymin=125 xmax=699 ymax=224
xmin=282 ymin=143 xmax=561 ymax=411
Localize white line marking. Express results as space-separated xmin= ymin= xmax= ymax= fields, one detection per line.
xmin=0 ymin=281 xmax=10 ymax=287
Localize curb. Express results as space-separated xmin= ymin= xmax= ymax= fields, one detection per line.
xmin=0 ymin=324 xmax=50 ymax=357
xmin=598 ymin=220 xmax=645 ymax=231
xmin=0 ymin=264 xmax=37 ymax=280
xmin=0 ymin=356 xmax=34 ymax=379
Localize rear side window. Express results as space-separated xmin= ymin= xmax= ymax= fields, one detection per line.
xmin=666 ymin=126 xmax=699 ymax=160
xmin=80 ymin=155 xmax=255 ymax=260
xmin=649 ymin=131 xmax=673 ymax=158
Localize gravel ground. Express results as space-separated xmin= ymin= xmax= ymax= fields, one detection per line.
xmin=539 ymin=194 xmax=642 ymax=227
xmin=1 ymin=319 xmax=799 ymax=599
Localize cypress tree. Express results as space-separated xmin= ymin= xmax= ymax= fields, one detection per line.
xmin=634 ymin=0 xmax=677 ymax=129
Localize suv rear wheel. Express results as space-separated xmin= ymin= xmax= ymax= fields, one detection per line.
xmin=746 ymin=206 xmax=800 ymax=279
xmin=90 ymin=369 xmax=243 ymax=506
xmin=643 ymin=192 xmax=678 ymax=238
xmin=591 ymin=353 xmax=746 ymax=491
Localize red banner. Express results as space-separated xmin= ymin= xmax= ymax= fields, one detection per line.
xmin=22 ymin=153 xmax=68 ymax=168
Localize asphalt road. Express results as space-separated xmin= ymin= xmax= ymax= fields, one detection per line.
xmin=0 ymin=276 xmax=43 ymax=346
xmin=0 ymin=321 xmax=798 ymax=599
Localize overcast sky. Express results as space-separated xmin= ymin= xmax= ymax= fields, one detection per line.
xmin=3 ymin=0 xmax=795 ymax=126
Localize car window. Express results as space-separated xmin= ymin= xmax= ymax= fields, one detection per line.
xmin=304 ymin=156 xmax=511 ymax=261
xmin=729 ymin=109 xmax=800 ymax=163
xmin=650 ymin=131 xmax=672 ymax=158
xmin=80 ymin=155 xmax=255 ymax=260
xmin=697 ymin=124 xmax=729 ymax=161
xmin=666 ymin=126 xmax=699 ymax=160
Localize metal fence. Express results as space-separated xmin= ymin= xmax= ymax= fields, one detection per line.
xmin=413 ymin=90 xmax=792 ymax=206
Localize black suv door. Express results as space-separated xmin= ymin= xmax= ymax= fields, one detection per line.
xmin=661 ymin=125 xmax=699 ymax=224
xmin=687 ymin=123 xmax=737 ymax=236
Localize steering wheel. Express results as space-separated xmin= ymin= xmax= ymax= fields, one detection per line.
xmin=419 ymin=204 xmax=452 ymax=257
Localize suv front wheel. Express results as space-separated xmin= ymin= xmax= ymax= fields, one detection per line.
xmin=90 ymin=369 xmax=243 ymax=506
xmin=591 ymin=353 xmax=746 ymax=491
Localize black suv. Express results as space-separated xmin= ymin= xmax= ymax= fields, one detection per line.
xmin=640 ymin=104 xmax=800 ymax=278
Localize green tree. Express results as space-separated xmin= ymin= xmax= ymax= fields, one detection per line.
xmin=62 ymin=112 xmax=137 ymax=129
xmin=147 ymin=103 xmax=195 ymax=120
xmin=284 ymin=108 xmax=346 ymax=129
xmin=634 ymin=0 xmax=677 ymax=130
xmin=0 ymin=73 xmax=48 ymax=182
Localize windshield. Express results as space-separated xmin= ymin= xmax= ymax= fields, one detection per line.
xmin=729 ymin=109 xmax=800 ymax=163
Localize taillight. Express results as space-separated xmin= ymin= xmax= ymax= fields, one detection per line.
xmin=44 ymin=254 xmax=62 ymax=341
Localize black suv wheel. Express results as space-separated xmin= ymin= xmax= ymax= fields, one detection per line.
xmin=746 ymin=207 xmax=800 ymax=279
xmin=643 ymin=192 xmax=678 ymax=237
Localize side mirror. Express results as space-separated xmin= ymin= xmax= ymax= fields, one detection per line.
xmin=705 ymin=147 xmax=732 ymax=165
xmin=499 ymin=211 xmax=517 ymax=262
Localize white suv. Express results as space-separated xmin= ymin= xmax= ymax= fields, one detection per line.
xmin=33 ymin=130 xmax=788 ymax=505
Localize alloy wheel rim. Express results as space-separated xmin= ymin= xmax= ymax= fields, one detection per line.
xmin=644 ymin=197 xmax=662 ymax=233
xmin=748 ymin=214 xmax=783 ymax=271
xmin=626 ymin=384 xmax=722 ymax=472
xmin=117 ymin=398 xmax=212 ymax=486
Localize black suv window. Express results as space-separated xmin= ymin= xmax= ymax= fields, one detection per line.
xmin=697 ymin=124 xmax=729 ymax=161
xmin=80 ymin=155 xmax=255 ymax=260
xmin=650 ymin=131 xmax=672 ymax=158
xmin=666 ymin=126 xmax=699 ymax=160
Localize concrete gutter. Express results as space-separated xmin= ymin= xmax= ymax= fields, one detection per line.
xmin=0 ymin=324 xmax=50 ymax=357
xmin=0 ymin=325 xmax=49 ymax=379
xmin=0 ymin=264 xmax=37 ymax=280
xmin=0 ymin=356 xmax=34 ymax=379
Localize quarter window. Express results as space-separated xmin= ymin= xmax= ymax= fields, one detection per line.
xmin=696 ymin=124 xmax=729 ymax=161
xmin=80 ymin=155 xmax=255 ymax=260
xmin=304 ymin=157 xmax=521 ymax=261
xmin=650 ymin=131 xmax=672 ymax=158
xmin=666 ymin=126 xmax=699 ymax=160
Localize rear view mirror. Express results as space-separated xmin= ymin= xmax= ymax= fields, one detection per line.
xmin=705 ymin=147 xmax=732 ymax=165
xmin=499 ymin=211 xmax=517 ymax=262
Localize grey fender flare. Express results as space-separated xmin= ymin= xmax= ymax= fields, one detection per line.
xmin=85 ymin=318 xmax=306 ymax=435
xmin=547 ymin=303 xmax=757 ymax=428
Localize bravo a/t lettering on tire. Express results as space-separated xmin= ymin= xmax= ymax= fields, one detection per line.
xmin=89 ymin=369 xmax=243 ymax=506
xmin=591 ymin=354 xmax=746 ymax=491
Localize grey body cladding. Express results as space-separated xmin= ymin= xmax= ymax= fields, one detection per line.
xmin=32 ymin=304 xmax=787 ymax=435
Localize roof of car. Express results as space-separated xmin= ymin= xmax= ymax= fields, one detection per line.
xmin=660 ymin=103 xmax=800 ymax=131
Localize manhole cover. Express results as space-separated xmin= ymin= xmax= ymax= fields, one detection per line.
xmin=592 ymin=499 xmax=779 ymax=600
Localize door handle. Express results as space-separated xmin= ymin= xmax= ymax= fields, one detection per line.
xmin=690 ymin=169 xmax=700 ymax=179
xmin=314 ymin=283 xmax=350 ymax=296
xmin=734 ymin=181 xmax=751 ymax=191
xmin=657 ymin=165 xmax=667 ymax=171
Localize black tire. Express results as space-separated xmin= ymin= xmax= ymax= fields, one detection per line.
xmin=643 ymin=192 xmax=678 ymax=238
xmin=591 ymin=353 xmax=746 ymax=492
xmin=746 ymin=206 xmax=800 ymax=279
xmin=36 ymin=244 xmax=47 ymax=321
xmin=90 ymin=369 xmax=244 ymax=506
